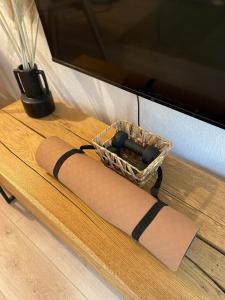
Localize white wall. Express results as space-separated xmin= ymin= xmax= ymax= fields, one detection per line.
xmin=0 ymin=12 xmax=224 ymax=177
xmin=140 ymin=97 xmax=225 ymax=177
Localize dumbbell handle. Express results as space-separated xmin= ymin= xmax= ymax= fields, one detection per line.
xmin=124 ymin=139 xmax=144 ymax=155
xmin=111 ymin=131 xmax=160 ymax=166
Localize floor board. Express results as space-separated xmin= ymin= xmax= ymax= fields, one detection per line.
xmin=0 ymin=195 xmax=120 ymax=300
xmin=16 ymin=214 xmax=121 ymax=300
xmin=0 ymin=290 xmax=7 ymax=300
xmin=0 ymin=190 xmax=28 ymax=223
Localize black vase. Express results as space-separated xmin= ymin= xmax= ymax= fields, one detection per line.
xmin=13 ymin=64 xmax=55 ymax=118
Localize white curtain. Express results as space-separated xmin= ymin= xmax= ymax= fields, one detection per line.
xmin=0 ymin=25 xmax=20 ymax=106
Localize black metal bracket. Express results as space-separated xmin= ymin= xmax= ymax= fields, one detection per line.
xmin=0 ymin=186 xmax=15 ymax=204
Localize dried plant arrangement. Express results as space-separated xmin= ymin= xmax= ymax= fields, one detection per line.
xmin=0 ymin=0 xmax=55 ymax=118
xmin=0 ymin=0 xmax=39 ymax=70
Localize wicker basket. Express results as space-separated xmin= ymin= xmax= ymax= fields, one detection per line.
xmin=92 ymin=120 xmax=172 ymax=186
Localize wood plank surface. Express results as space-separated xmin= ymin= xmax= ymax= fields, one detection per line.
xmin=186 ymin=238 xmax=225 ymax=291
xmin=0 ymin=195 xmax=120 ymax=300
xmin=4 ymin=102 xmax=225 ymax=252
xmin=1 ymin=101 xmax=225 ymax=299
xmin=16 ymin=215 xmax=121 ymax=300
xmin=0 ymin=191 xmax=27 ymax=223
xmin=0 ymin=290 xmax=7 ymax=300
xmin=0 ymin=209 xmax=85 ymax=300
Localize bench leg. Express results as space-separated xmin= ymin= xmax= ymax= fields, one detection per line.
xmin=0 ymin=186 xmax=15 ymax=204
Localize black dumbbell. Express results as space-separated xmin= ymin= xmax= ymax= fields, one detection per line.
xmin=109 ymin=130 xmax=160 ymax=165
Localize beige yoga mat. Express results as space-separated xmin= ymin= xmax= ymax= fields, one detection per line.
xmin=36 ymin=136 xmax=198 ymax=271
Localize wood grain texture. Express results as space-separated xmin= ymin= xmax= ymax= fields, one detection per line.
xmin=0 ymin=290 xmax=7 ymax=300
xmin=4 ymin=101 xmax=225 ymax=251
xmin=176 ymin=258 xmax=225 ymax=300
xmin=0 ymin=194 xmax=120 ymax=300
xmin=16 ymin=216 xmax=121 ymax=300
xmin=186 ymin=238 xmax=225 ymax=291
xmin=53 ymin=102 xmax=225 ymax=249
xmin=1 ymin=100 xmax=225 ymax=299
xmin=0 ymin=209 xmax=85 ymax=300
xmin=0 ymin=271 xmax=18 ymax=300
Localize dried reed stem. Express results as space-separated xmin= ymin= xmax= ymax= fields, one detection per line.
xmin=0 ymin=0 xmax=39 ymax=70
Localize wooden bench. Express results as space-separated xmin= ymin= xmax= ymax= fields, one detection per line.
xmin=0 ymin=100 xmax=224 ymax=299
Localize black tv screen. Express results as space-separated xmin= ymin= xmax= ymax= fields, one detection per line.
xmin=35 ymin=0 xmax=225 ymax=129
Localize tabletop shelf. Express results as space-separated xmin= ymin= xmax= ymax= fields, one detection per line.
xmin=0 ymin=100 xmax=224 ymax=299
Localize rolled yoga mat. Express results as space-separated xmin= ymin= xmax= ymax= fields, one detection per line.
xmin=36 ymin=136 xmax=198 ymax=271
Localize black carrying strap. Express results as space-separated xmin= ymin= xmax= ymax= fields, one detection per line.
xmin=80 ymin=145 xmax=95 ymax=151
xmin=132 ymin=199 xmax=167 ymax=241
xmin=53 ymin=145 xmax=95 ymax=179
xmin=150 ymin=166 xmax=163 ymax=199
xmin=132 ymin=167 xmax=167 ymax=241
xmin=53 ymin=148 xmax=84 ymax=179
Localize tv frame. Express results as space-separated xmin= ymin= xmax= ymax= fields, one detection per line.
xmin=35 ymin=0 xmax=225 ymax=131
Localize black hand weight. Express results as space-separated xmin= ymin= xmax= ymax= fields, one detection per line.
xmin=109 ymin=130 xmax=160 ymax=166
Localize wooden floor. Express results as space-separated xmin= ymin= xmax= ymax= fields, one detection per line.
xmin=0 ymin=194 xmax=121 ymax=300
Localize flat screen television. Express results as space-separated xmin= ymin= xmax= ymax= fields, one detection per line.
xmin=35 ymin=0 xmax=225 ymax=129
